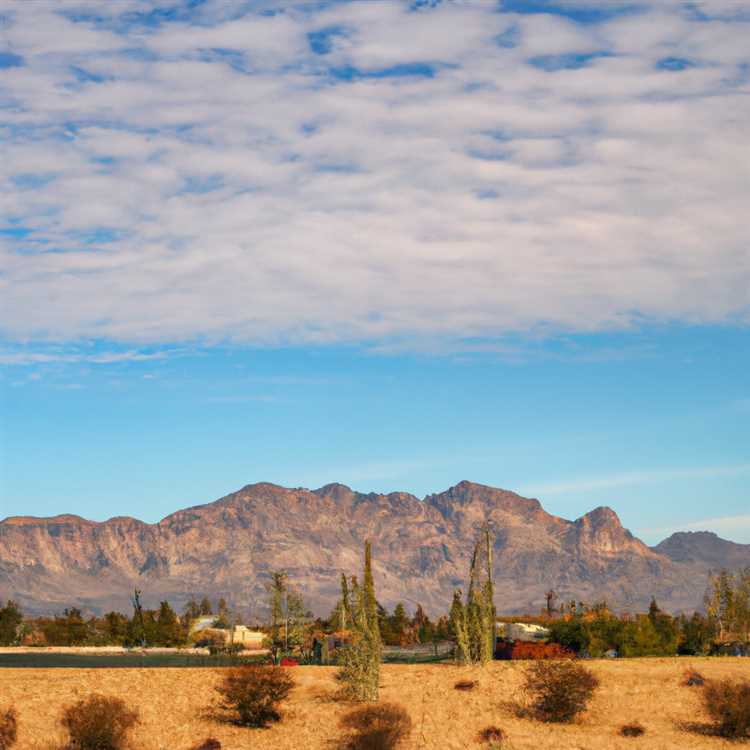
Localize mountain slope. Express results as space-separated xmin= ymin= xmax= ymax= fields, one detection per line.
xmin=653 ymin=531 xmax=750 ymax=569
xmin=1 ymin=481 xmax=747 ymax=616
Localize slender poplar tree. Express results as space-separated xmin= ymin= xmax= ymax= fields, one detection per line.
xmin=338 ymin=540 xmax=382 ymax=701
xmin=450 ymin=523 xmax=496 ymax=665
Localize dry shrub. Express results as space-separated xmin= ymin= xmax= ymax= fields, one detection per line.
xmin=620 ymin=722 xmax=645 ymax=737
xmin=215 ymin=665 xmax=294 ymax=727
xmin=61 ymin=694 xmax=139 ymax=750
xmin=682 ymin=669 xmax=705 ymax=687
xmin=702 ymin=678 xmax=750 ymax=739
xmin=189 ymin=740 xmax=221 ymax=750
xmin=340 ymin=702 xmax=412 ymax=750
xmin=0 ymin=708 xmax=17 ymax=750
xmin=454 ymin=680 xmax=477 ymax=691
xmin=478 ymin=726 xmax=506 ymax=746
xmin=521 ymin=660 xmax=599 ymax=723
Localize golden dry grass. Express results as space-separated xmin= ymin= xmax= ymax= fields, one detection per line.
xmin=0 ymin=658 xmax=747 ymax=749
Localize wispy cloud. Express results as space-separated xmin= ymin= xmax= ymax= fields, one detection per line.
xmin=0 ymin=1 xmax=748 ymax=348
xmin=522 ymin=463 xmax=750 ymax=496
xmin=0 ymin=350 xmax=167 ymax=365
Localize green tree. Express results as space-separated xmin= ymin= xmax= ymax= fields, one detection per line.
xmin=413 ymin=604 xmax=434 ymax=644
xmin=678 ymin=612 xmax=715 ymax=655
xmin=102 ymin=611 xmax=129 ymax=645
xmin=285 ymin=588 xmax=307 ymax=651
xmin=364 ymin=541 xmax=380 ymax=646
xmin=450 ymin=590 xmax=470 ymax=663
xmin=388 ymin=603 xmax=408 ymax=646
xmin=734 ymin=567 xmax=750 ymax=643
xmin=338 ymin=540 xmax=382 ymax=701
xmin=265 ymin=571 xmax=308 ymax=660
xmin=183 ymin=598 xmax=200 ymax=621
xmin=548 ymin=617 xmax=590 ymax=654
xmin=339 ymin=573 xmax=351 ymax=630
xmin=155 ymin=601 xmax=184 ymax=646
xmin=0 ymin=600 xmax=23 ymax=646
xmin=450 ymin=523 xmax=495 ymax=665
xmin=198 ymin=597 xmax=213 ymax=616
xmin=62 ymin=608 xmax=89 ymax=646
xmin=128 ymin=589 xmax=147 ymax=647
xmin=329 ymin=573 xmax=352 ymax=632
xmin=706 ymin=570 xmax=735 ymax=642
xmin=266 ymin=571 xmax=287 ymax=663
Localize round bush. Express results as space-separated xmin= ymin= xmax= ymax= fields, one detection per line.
xmin=0 ymin=707 xmax=18 ymax=750
xmin=341 ymin=703 xmax=412 ymax=750
xmin=522 ymin=660 xmax=599 ymax=723
xmin=61 ymin=694 xmax=139 ymax=750
xmin=702 ymin=678 xmax=750 ymax=739
xmin=215 ymin=665 xmax=294 ymax=727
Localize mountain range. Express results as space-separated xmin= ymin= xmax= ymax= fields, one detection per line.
xmin=1 ymin=480 xmax=748 ymax=617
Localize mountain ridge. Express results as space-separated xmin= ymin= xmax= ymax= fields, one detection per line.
xmin=1 ymin=480 xmax=748 ymax=617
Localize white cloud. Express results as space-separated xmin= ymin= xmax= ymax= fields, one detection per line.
xmin=0 ymin=1 xmax=748 ymax=347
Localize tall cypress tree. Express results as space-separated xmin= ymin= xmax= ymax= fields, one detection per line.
xmin=338 ymin=540 xmax=382 ymax=701
xmin=340 ymin=572 xmax=351 ymax=631
xmin=364 ymin=540 xmax=381 ymax=646
xmin=451 ymin=523 xmax=496 ymax=665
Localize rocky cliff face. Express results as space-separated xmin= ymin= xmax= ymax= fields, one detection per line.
xmin=1 ymin=481 xmax=747 ymax=617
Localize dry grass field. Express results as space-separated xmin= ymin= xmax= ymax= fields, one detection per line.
xmin=0 ymin=658 xmax=748 ymax=749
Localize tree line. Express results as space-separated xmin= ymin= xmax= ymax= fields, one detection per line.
xmin=528 ymin=567 xmax=750 ymax=658
xmin=0 ymin=594 xmax=233 ymax=648
xmin=0 ymin=560 xmax=747 ymax=656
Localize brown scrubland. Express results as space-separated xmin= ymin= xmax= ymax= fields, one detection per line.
xmin=0 ymin=658 xmax=748 ymax=749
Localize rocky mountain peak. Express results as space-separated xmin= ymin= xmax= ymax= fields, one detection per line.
xmin=2 ymin=480 xmax=748 ymax=617
xmin=313 ymin=483 xmax=356 ymax=501
xmin=424 ymin=480 xmax=543 ymax=516
xmin=573 ymin=506 xmax=644 ymax=555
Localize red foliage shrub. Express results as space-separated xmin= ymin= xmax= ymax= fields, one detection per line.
xmin=279 ymin=657 xmax=299 ymax=667
xmin=495 ymin=640 xmax=574 ymax=660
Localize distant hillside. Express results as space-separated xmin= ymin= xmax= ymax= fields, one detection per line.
xmin=653 ymin=530 xmax=750 ymax=569
xmin=2 ymin=481 xmax=749 ymax=616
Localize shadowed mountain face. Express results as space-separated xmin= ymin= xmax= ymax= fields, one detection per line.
xmin=1 ymin=481 xmax=748 ymax=617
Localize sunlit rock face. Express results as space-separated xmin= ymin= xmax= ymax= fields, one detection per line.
xmin=1 ymin=481 xmax=748 ymax=616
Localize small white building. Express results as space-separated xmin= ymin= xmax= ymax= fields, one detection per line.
xmin=496 ymin=621 xmax=550 ymax=642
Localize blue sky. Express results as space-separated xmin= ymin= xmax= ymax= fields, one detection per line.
xmin=1 ymin=0 xmax=748 ymax=543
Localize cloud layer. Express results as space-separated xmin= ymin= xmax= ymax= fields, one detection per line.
xmin=1 ymin=0 xmax=748 ymax=346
